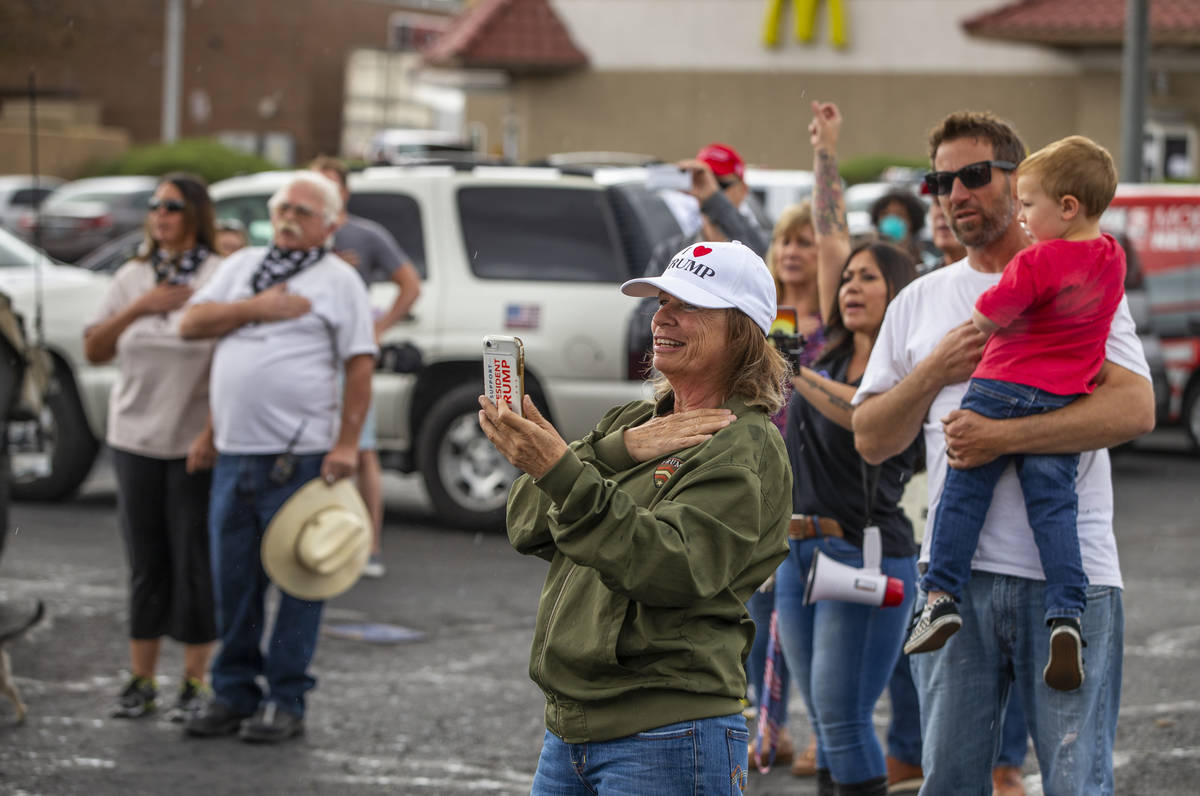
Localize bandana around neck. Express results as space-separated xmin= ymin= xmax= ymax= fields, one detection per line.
xmin=151 ymin=244 xmax=211 ymax=285
xmin=249 ymin=244 xmax=326 ymax=293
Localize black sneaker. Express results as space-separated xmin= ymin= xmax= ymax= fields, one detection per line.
xmin=111 ymin=675 xmax=157 ymax=718
xmin=903 ymin=594 xmax=962 ymax=655
xmin=166 ymin=678 xmax=210 ymax=724
xmin=238 ymin=702 xmax=304 ymax=744
xmin=184 ymin=700 xmax=254 ymax=737
xmin=1044 ymin=618 xmax=1085 ymax=691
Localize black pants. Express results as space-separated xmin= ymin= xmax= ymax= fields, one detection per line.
xmin=112 ymin=448 xmax=216 ymax=644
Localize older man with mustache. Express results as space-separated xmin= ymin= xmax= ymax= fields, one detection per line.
xmin=178 ymin=171 xmax=377 ymax=743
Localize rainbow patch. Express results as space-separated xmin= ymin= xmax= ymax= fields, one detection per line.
xmin=653 ymin=457 xmax=684 ymax=488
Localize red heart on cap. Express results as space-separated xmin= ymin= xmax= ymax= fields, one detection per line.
xmin=693 ymin=245 xmax=712 ymax=257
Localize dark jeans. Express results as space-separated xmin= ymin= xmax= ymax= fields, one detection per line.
xmin=208 ymin=452 xmax=325 ymax=717
xmin=925 ymin=378 xmax=1087 ymax=622
xmin=111 ymin=448 xmax=215 ymax=644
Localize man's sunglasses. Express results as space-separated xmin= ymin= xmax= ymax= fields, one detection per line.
xmin=147 ymin=198 xmax=186 ymax=213
xmin=923 ymin=160 xmax=1016 ymax=196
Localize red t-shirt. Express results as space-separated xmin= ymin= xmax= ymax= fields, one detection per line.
xmin=974 ymin=234 xmax=1126 ymax=396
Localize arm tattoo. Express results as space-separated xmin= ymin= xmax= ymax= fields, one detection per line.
xmin=814 ymin=149 xmax=848 ymax=237
xmin=798 ymin=369 xmax=854 ymax=412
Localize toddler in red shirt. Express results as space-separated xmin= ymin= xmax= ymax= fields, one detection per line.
xmin=905 ymin=136 xmax=1125 ymax=693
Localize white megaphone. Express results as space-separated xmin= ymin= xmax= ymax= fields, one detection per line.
xmin=803 ymin=525 xmax=904 ymax=607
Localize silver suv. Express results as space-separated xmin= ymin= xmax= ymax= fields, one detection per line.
xmin=212 ymin=166 xmax=681 ymax=529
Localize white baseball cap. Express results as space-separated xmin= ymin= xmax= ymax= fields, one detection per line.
xmin=621 ymin=240 xmax=777 ymax=335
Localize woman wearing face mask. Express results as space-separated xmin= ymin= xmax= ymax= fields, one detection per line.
xmin=771 ymin=101 xmax=921 ymax=796
xmin=83 ymin=173 xmax=222 ymax=723
xmin=870 ymin=189 xmax=927 ymax=264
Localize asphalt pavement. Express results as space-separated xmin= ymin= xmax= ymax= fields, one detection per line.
xmin=2 ymin=430 xmax=1200 ymax=795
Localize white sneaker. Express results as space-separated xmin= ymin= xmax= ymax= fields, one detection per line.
xmin=362 ymin=554 xmax=386 ymax=578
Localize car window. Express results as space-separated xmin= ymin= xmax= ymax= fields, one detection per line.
xmin=457 ymin=186 xmax=625 ymax=282
xmin=127 ymin=190 xmax=155 ymax=210
xmin=214 ymin=194 xmax=273 ymax=246
xmin=216 ymin=191 xmax=427 ymax=276
xmin=10 ymin=188 xmax=55 ymax=207
xmin=346 ymin=192 xmax=426 ymax=276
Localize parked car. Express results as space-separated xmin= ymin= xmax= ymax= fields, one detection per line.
xmin=15 ymin=176 xmax=157 ymax=263
xmin=1102 ymin=184 xmax=1200 ymax=445
xmin=743 ymin=167 xmax=815 ymax=225
xmin=0 ymin=175 xmax=65 ymax=232
xmin=0 ymin=226 xmax=108 ymax=500
xmin=76 ymin=228 xmax=144 ymax=275
xmin=212 ymin=165 xmax=681 ymax=528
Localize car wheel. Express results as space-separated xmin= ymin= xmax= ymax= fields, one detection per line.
xmin=8 ymin=366 xmax=100 ymax=501
xmin=1185 ymin=381 xmax=1200 ymax=450
xmin=417 ymin=383 xmax=520 ymax=531
xmin=0 ymin=424 xmax=9 ymax=561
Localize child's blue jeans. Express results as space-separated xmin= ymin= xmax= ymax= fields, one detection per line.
xmin=924 ymin=377 xmax=1088 ymax=623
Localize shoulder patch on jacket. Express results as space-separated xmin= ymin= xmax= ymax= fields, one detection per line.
xmin=653 ymin=457 xmax=684 ymax=488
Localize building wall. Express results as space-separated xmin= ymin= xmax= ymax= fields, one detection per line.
xmin=0 ymin=0 xmax=404 ymax=164
xmin=497 ymin=70 xmax=1086 ymax=168
xmin=551 ymin=0 xmax=1080 ymax=75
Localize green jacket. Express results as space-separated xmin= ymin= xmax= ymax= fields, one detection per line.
xmin=507 ymin=393 xmax=791 ymax=743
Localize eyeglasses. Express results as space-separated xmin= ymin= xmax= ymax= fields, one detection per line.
xmin=717 ymin=177 xmax=739 ymax=191
xmin=148 ymin=198 xmax=186 ymax=213
xmin=274 ymin=201 xmax=319 ymax=220
xmin=923 ymin=160 xmax=1016 ymax=196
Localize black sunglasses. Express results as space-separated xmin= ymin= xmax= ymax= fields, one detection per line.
xmin=148 ymin=198 xmax=186 ymax=213
xmin=923 ymin=160 xmax=1016 ymax=196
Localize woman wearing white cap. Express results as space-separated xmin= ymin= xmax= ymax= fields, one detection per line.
xmin=479 ymin=240 xmax=791 ymax=793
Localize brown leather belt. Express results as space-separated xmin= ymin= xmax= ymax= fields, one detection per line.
xmin=788 ymin=514 xmax=843 ymax=540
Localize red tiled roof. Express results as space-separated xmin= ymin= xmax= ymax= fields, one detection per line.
xmin=964 ymin=0 xmax=1200 ymax=45
xmin=423 ymin=0 xmax=588 ymax=72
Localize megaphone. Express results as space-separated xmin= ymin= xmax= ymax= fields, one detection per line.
xmin=803 ymin=525 xmax=904 ymax=607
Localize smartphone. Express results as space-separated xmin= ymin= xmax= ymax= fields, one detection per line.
xmin=645 ymin=165 xmax=692 ymax=192
xmin=483 ymin=335 xmax=525 ymax=417
xmin=770 ymin=306 xmax=799 ymax=337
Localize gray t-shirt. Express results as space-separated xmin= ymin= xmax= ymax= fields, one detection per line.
xmin=189 ymin=247 xmax=378 ymax=455
xmin=333 ymin=214 xmax=411 ymax=285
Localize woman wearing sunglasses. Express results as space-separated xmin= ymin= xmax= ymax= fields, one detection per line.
xmin=770 ymin=101 xmax=921 ymax=796
xmin=83 ymin=172 xmax=222 ymax=722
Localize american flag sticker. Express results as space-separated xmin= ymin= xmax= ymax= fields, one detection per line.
xmin=505 ymin=304 xmax=541 ymax=330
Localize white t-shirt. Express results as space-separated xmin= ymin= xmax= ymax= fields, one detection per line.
xmin=853 ymin=258 xmax=1150 ymax=588
xmin=89 ymin=255 xmax=221 ymax=459
xmin=189 ymin=247 xmax=378 ymax=455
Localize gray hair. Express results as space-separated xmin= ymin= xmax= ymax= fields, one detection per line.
xmin=267 ymin=171 xmax=343 ymax=225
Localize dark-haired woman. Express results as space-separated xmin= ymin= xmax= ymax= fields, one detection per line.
xmin=84 ymin=173 xmax=221 ymax=721
xmin=771 ymin=102 xmax=921 ymax=796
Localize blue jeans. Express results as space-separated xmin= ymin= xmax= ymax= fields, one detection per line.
xmin=889 ymin=646 xmax=1030 ymax=769
xmin=775 ymin=536 xmax=917 ymax=785
xmin=208 ymin=452 xmax=326 ymax=718
xmin=746 ymin=583 xmax=789 ymax=716
xmin=912 ymin=573 xmax=1122 ymax=795
xmin=531 ymin=715 xmax=750 ymax=795
xmin=926 ymin=378 xmax=1087 ymax=622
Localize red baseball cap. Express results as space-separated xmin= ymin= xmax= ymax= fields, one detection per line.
xmin=696 ymin=142 xmax=745 ymax=180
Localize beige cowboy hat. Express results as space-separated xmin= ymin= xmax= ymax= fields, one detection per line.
xmin=262 ymin=478 xmax=371 ymax=601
